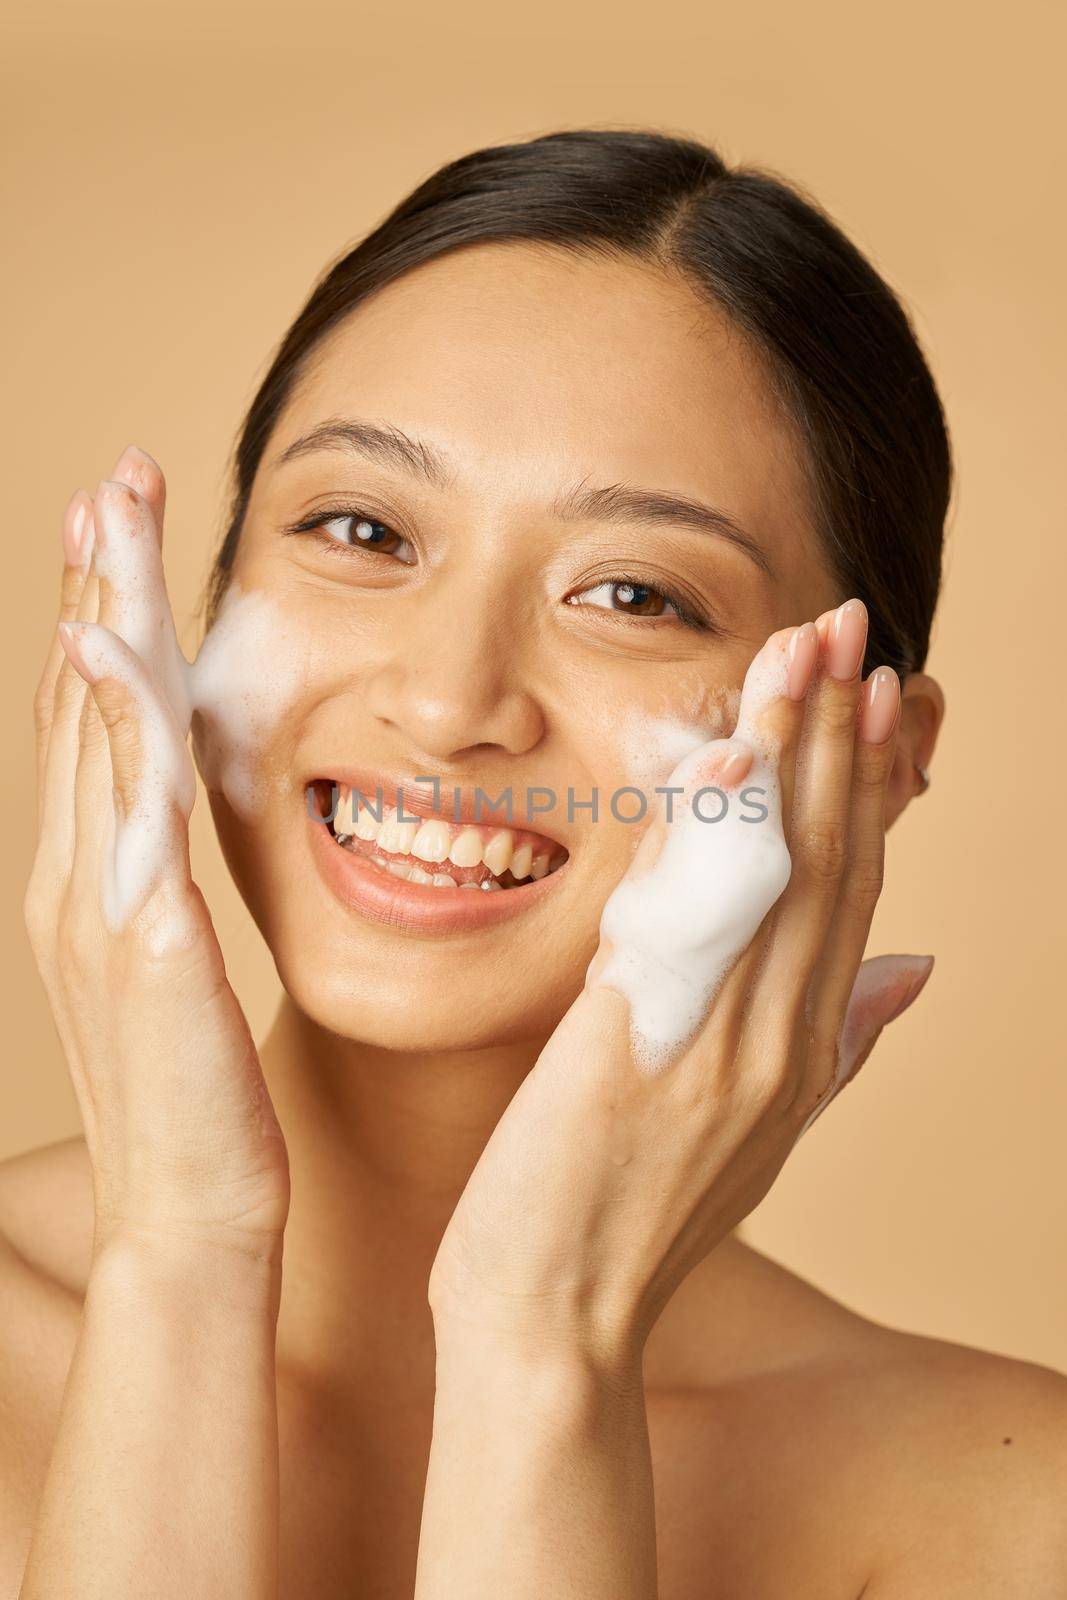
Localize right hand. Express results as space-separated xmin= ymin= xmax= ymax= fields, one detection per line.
xmin=23 ymin=446 xmax=290 ymax=1261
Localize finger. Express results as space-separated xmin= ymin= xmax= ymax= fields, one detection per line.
xmin=91 ymin=476 xmax=190 ymax=727
xmin=753 ymin=598 xmax=869 ymax=1011
xmin=804 ymin=666 xmax=901 ymax=1080
xmin=64 ymin=478 xmax=163 ymax=878
xmin=36 ymin=443 xmax=164 ymax=881
xmin=60 ymin=620 xmax=196 ymax=931
xmin=34 ymin=489 xmax=93 ymax=816
xmin=36 ymin=439 xmax=156 ymax=827
xmin=743 ymin=619 xmax=819 ymax=862
xmin=713 ymin=620 xmax=820 ymax=1009
xmin=37 ymin=507 xmax=105 ymax=883
xmin=612 ymin=626 xmax=807 ymax=1075
xmin=111 ymin=443 xmax=166 ymax=538
xmin=796 ymin=953 xmax=934 ymax=1137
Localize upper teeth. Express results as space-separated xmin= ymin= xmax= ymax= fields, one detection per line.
xmin=329 ymin=787 xmax=564 ymax=882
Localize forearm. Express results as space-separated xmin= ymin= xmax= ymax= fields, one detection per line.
xmin=415 ymin=1326 xmax=657 ymax=1599
xmin=19 ymin=1232 xmax=283 ymax=1599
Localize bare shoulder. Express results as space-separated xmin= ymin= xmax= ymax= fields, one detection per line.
xmin=846 ymin=1321 xmax=1067 ymax=1597
xmin=0 ymin=1138 xmax=91 ymax=1596
xmin=649 ymin=1238 xmax=1067 ymax=1598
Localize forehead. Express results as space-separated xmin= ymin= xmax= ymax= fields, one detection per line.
xmin=275 ymin=242 xmax=817 ymax=575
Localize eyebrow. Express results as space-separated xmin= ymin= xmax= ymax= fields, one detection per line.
xmin=271 ymin=418 xmax=452 ymax=486
xmin=272 ymin=417 xmax=773 ymax=577
xmin=550 ymin=476 xmax=773 ymax=578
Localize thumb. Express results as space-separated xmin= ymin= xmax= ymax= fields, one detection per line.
xmin=799 ymin=954 xmax=934 ymax=1138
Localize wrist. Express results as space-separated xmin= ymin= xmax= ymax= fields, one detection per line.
xmin=89 ymin=1223 xmax=284 ymax=1320
xmin=432 ymin=1309 xmax=645 ymax=1402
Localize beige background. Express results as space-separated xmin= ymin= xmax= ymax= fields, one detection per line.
xmin=2 ymin=0 xmax=1064 ymax=1370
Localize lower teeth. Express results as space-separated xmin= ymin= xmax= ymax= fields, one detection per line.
xmin=333 ymin=831 xmax=503 ymax=891
xmin=325 ymin=804 xmax=567 ymax=891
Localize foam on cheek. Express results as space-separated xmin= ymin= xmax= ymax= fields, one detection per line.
xmin=615 ymin=686 xmax=740 ymax=791
xmin=592 ymin=636 xmax=793 ymax=1073
xmin=618 ymin=712 xmax=722 ymax=789
xmin=187 ymin=584 xmax=306 ymax=817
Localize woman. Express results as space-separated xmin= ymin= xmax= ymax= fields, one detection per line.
xmin=4 ymin=128 xmax=1065 ymax=1597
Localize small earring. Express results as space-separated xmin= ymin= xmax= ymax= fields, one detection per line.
xmin=914 ymin=763 xmax=931 ymax=794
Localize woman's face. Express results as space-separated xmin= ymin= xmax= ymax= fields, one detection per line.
xmin=196 ymin=242 xmax=838 ymax=1051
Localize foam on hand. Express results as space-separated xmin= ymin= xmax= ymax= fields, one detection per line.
xmin=70 ymin=622 xmax=197 ymax=935
xmin=86 ymin=482 xmax=306 ymax=936
xmin=590 ymin=633 xmax=794 ymax=1073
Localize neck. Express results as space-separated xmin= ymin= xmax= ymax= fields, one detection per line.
xmin=260 ymin=996 xmax=543 ymax=1393
xmin=260 ymin=996 xmax=755 ymax=1402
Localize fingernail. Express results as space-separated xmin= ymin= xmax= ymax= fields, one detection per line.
xmin=786 ymin=621 xmax=819 ymax=700
xmin=859 ymin=666 xmax=900 ymax=744
xmin=112 ymin=443 xmax=156 ymax=483
xmin=58 ymin=620 xmax=94 ymax=681
xmin=62 ymin=490 xmax=92 ymax=567
xmin=885 ymin=955 xmax=934 ymax=1023
xmin=828 ymin=598 xmax=868 ymax=681
xmin=717 ymin=745 xmax=753 ymax=787
xmin=93 ymin=479 xmax=128 ymax=549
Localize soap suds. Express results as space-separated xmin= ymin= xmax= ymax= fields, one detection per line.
xmin=84 ymin=483 xmax=306 ymax=938
xmin=71 ymin=623 xmax=197 ymax=935
xmin=590 ymin=633 xmax=793 ymax=1072
xmin=189 ymin=585 xmax=305 ymax=816
xmin=615 ymin=684 xmax=738 ymax=791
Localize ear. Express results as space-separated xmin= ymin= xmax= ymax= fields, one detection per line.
xmin=886 ymin=671 xmax=944 ymax=828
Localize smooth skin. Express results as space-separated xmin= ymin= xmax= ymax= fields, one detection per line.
xmin=4 ymin=244 xmax=1067 ymax=1598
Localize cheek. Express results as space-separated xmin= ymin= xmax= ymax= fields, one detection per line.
xmin=585 ymin=679 xmax=741 ymax=799
xmin=190 ymin=583 xmax=318 ymax=816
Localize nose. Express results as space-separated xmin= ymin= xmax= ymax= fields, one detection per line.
xmin=362 ymin=585 xmax=546 ymax=763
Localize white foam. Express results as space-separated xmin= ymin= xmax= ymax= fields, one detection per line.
xmin=93 ymin=483 xmax=192 ymax=731
xmin=590 ymin=634 xmax=793 ymax=1072
xmin=72 ymin=623 xmax=196 ymax=936
xmin=86 ymin=483 xmax=306 ymax=933
xmin=188 ymin=584 xmax=305 ymax=816
xmin=614 ymin=687 xmax=739 ymax=792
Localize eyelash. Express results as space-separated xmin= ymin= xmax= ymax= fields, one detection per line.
xmin=283 ymin=504 xmax=714 ymax=633
xmin=283 ymin=505 xmax=415 ymax=563
xmin=566 ymin=577 xmax=711 ymax=633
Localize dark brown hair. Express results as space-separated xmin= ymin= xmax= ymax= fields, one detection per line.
xmin=207 ymin=127 xmax=952 ymax=676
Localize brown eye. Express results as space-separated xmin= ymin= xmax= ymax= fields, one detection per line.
xmin=609 ymin=582 xmax=666 ymax=616
xmin=569 ymin=580 xmax=673 ymax=618
xmin=320 ymin=513 xmax=415 ymax=564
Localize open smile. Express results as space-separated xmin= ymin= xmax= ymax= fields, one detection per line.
xmin=306 ymin=778 xmax=571 ymax=935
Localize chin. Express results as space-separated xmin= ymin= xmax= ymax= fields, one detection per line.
xmin=206 ymin=788 xmax=596 ymax=1055
xmin=274 ymin=954 xmax=581 ymax=1053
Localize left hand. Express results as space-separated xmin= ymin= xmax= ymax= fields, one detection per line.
xmin=428 ymin=602 xmax=933 ymax=1371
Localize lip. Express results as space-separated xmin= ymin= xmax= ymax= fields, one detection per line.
xmin=306 ymin=804 xmax=568 ymax=937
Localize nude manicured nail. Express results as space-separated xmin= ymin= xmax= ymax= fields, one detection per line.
xmin=717 ymin=746 xmax=752 ymax=788
xmin=786 ymin=621 xmax=819 ymax=700
xmin=860 ymin=666 xmax=900 ymax=744
xmin=828 ymin=598 xmax=868 ymax=681
xmin=884 ymin=955 xmax=934 ymax=1023
xmin=57 ymin=620 xmax=95 ymax=681
xmin=62 ymin=491 xmax=92 ymax=567
xmin=113 ymin=443 xmax=157 ymax=484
